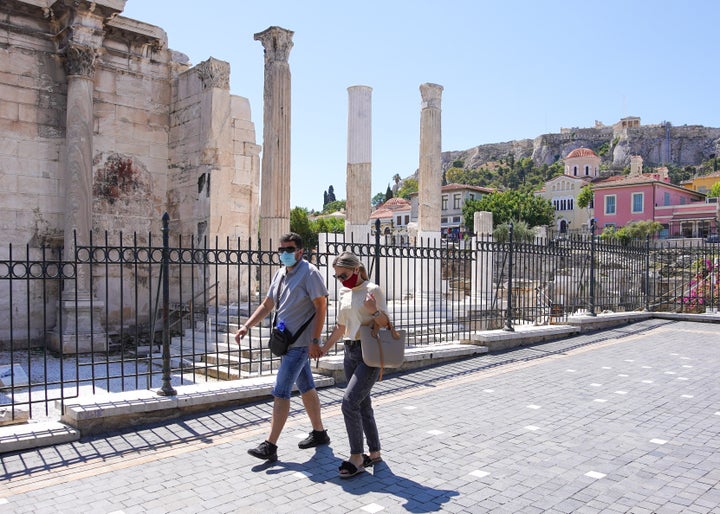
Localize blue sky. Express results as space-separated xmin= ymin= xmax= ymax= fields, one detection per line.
xmin=121 ymin=0 xmax=717 ymax=211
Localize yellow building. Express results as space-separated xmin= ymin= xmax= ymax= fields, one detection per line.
xmin=681 ymin=171 xmax=720 ymax=195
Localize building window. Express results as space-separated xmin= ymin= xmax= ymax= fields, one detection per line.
xmin=573 ymin=166 xmax=578 ymax=176
xmin=585 ymin=165 xmax=590 ymax=176
xmin=441 ymin=217 xmax=448 ymax=224
xmin=453 ymin=216 xmax=461 ymax=223
xmin=404 ymin=215 xmax=409 ymax=224
xmin=396 ymin=215 xmax=402 ymax=225
xmin=664 ymin=192 xmax=670 ymax=206
xmin=441 ymin=195 xmax=448 ymax=211
xmin=469 ymin=193 xmax=475 ymax=201
xmin=453 ymin=194 xmax=461 ymax=209
xmin=605 ymin=195 xmax=616 ymax=215
xmin=632 ymin=192 xmax=644 ymax=213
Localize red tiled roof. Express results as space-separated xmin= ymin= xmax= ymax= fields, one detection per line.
xmin=566 ymin=147 xmax=598 ymax=159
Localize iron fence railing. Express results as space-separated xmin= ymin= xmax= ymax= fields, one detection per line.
xmin=1 ymin=215 xmax=719 ymax=421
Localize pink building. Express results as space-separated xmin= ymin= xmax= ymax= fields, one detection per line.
xmin=593 ymin=170 xmax=716 ymax=238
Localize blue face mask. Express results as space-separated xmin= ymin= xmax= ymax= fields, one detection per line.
xmin=279 ymin=251 xmax=298 ymax=267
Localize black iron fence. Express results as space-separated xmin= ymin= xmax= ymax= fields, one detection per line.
xmin=1 ymin=216 xmax=719 ymax=421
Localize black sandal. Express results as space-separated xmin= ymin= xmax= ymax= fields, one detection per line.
xmin=362 ymin=454 xmax=383 ymax=467
xmin=338 ymin=460 xmax=365 ymax=478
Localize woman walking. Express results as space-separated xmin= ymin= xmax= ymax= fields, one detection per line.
xmin=320 ymin=251 xmax=386 ymax=478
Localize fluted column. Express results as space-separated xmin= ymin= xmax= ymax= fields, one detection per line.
xmin=255 ymin=26 xmax=293 ymax=249
xmin=345 ymin=85 xmax=372 ymax=242
xmin=418 ymin=83 xmax=443 ymax=239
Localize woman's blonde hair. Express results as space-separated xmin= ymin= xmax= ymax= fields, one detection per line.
xmin=332 ymin=251 xmax=369 ymax=281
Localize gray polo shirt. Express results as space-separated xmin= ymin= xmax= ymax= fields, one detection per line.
xmin=266 ymin=258 xmax=328 ymax=347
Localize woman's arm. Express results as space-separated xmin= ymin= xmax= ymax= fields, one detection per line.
xmin=319 ymin=323 xmax=346 ymax=356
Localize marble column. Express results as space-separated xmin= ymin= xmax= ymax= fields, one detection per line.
xmin=254 ymin=26 xmax=293 ymax=250
xmin=345 ymin=85 xmax=372 ymax=242
xmin=417 ymin=83 xmax=444 ymax=240
xmin=415 ymin=83 xmax=444 ymax=299
xmin=50 ymin=6 xmax=111 ymax=353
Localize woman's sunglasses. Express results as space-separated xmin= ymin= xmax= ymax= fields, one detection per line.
xmin=333 ymin=272 xmax=350 ymax=281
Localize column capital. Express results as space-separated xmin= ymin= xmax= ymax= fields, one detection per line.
xmin=58 ymin=1 xmax=118 ymax=78
xmin=196 ymin=57 xmax=230 ymax=90
xmin=420 ymin=83 xmax=444 ymax=109
xmin=254 ymin=26 xmax=294 ymax=64
xmin=63 ymin=43 xmax=97 ymax=77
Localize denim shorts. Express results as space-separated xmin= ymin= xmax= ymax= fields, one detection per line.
xmin=271 ymin=346 xmax=316 ymax=399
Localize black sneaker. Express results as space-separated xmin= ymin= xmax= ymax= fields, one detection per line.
xmin=298 ymin=429 xmax=330 ymax=449
xmin=248 ymin=440 xmax=278 ymax=461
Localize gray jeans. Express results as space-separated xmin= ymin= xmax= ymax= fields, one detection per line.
xmin=342 ymin=340 xmax=381 ymax=455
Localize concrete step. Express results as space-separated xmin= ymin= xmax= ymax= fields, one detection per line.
xmin=0 ymin=420 xmax=80 ymax=453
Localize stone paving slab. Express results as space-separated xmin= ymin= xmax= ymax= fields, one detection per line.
xmin=0 ymin=319 xmax=718 ymax=513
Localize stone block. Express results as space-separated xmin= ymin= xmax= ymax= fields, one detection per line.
xmin=0 ymin=364 xmax=29 ymax=388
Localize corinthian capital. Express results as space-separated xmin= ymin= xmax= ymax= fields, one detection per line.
xmin=254 ymin=26 xmax=294 ymax=64
xmin=196 ymin=58 xmax=231 ymax=90
xmin=64 ymin=44 xmax=97 ymax=78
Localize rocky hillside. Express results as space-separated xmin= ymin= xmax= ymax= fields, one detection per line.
xmin=442 ymin=122 xmax=720 ymax=173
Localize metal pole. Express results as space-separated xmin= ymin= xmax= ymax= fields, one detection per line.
xmin=644 ymin=234 xmax=651 ymax=312
xmin=588 ymin=219 xmax=597 ymax=316
xmin=374 ymin=218 xmax=381 ymax=285
xmin=158 ymin=212 xmax=177 ymax=396
xmin=503 ymin=222 xmax=515 ymax=331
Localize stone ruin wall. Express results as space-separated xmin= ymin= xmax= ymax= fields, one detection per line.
xmin=0 ymin=1 xmax=260 ymax=342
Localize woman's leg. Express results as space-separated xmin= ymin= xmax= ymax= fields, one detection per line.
xmin=342 ymin=344 xmax=380 ymax=458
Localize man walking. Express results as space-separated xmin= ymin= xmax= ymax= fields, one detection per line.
xmin=235 ymin=233 xmax=330 ymax=462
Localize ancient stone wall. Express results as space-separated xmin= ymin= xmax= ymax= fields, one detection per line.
xmin=0 ymin=1 xmax=260 ymax=343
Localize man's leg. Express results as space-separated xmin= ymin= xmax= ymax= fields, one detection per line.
xmin=300 ymin=388 xmax=324 ymax=431
xmin=267 ymin=397 xmax=291 ymax=444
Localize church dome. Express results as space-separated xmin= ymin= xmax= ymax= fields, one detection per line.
xmin=566 ymin=147 xmax=598 ymax=159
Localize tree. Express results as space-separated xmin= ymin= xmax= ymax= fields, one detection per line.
xmin=321 ymin=199 xmax=346 ymax=214
xmin=708 ymin=182 xmax=720 ymax=197
xmin=312 ymin=216 xmax=344 ymax=234
xmin=576 ymin=184 xmax=595 ymax=228
xmin=371 ymin=192 xmax=386 ymax=207
xmin=290 ymin=207 xmax=316 ymax=250
xmin=391 ymin=173 xmax=402 ymax=193
xmin=600 ymin=220 xmax=663 ymax=245
xmin=395 ymin=177 xmax=418 ymax=198
xmin=323 ymin=185 xmax=336 ymax=207
xmin=385 ymin=184 xmax=394 ymax=200
xmin=462 ymin=190 xmax=554 ymax=231
xmin=577 ymin=185 xmax=594 ymax=209
xmin=492 ymin=220 xmax=536 ymax=243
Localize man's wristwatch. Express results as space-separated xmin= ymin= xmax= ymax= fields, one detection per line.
xmin=312 ymin=338 xmax=320 ymax=344
xmin=371 ymin=311 xmax=381 ymax=318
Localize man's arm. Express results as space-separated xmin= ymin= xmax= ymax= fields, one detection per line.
xmin=235 ymin=296 xmax=275 ymax=344
xmin=308 ymin=295 xmax=327 ymax=359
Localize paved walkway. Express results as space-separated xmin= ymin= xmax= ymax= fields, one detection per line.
xmin=0 ymin=319 xmax=718 ymax=513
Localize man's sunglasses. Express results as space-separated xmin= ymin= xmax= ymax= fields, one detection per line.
xmin=277 ymin=246 xmax=297 ymax=253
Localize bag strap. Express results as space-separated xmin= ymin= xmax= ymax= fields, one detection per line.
xmin=374 ymin=333 xmax=385 ymax=381
xmin=290 ymin=313 xmax=315 ymax=344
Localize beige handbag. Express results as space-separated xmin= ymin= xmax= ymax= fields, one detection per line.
xmin=358 ymin=325 xmax=406 ymax=380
